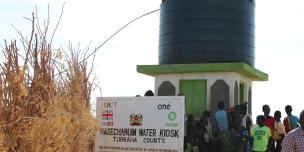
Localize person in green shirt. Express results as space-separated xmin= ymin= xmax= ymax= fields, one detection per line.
xmin=251 ymin=115 xmax=273 ymax=152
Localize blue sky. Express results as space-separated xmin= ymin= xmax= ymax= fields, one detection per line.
xmin=1 ymin=0 xmax=304 ymax=118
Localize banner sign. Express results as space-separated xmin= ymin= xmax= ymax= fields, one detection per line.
xmin=95 ymin=96 xmax=185 ymax=152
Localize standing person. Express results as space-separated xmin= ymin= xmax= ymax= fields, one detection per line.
xmin=196 ymin=116 xmax=204 ymax=152
xmin=186 ymin=114 xmax=195 ymax=152
xmin=241 ymin=103 xmax=253 ymax=134
xmin=184 ymin=114 xmax=188 ymax=151
xmin=262 ymin=104 xmax=275 ymax=151
xmin=283 ymin=105 xmax=299 ymax=134
xmin=200 ymin=110 xmax=213 ymax=152
xmin=273 ymin=111 xmax=285 ymax=152
xmin=240 ymin=103 xmax=253 ymax=152
xmin=262 ymin=105 xmax=275 ymax=135
xmin=281 ymin=110 xmax=304 ymax=152
xmin=251 ymin=115 xmax=273 ymax=152
xmin=213 ymin=101 xmax=233 ymax=152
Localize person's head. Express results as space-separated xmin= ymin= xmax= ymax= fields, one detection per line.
xmin=144 ymin=90 xmax=154 ymax=96
xmin=262 ymin=104 xmax=270 ymax=116
xmin=285 ymin=105 xmax=292 ymax=115
xmin=274 ymin=111 xmax=281 ymax=121
xmin=201 ymin=111 xmax=211 ymax=125
xmin=203 ymin=110 xmax=211 ymax=118
xmin=256 ymin=115 xmax=265 ymax=127
xmin=177 ymin=93 xmax=186 ymax=104
xmin=299 ymin=110 xmax=304 ymax=130
xmin=217 ymin=101 xmax=225 ymax=110
xmin=240 ymin=103 xmax=248 ymax=115
xmin=187 ymin=114 xmax=193 ymax=122
xmin=234 ymin=105 xmax=242 ymax=115
xmin=177 ymin=93 xmax=184 ymax=96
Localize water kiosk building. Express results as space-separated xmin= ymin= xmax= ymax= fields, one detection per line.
xmin=137 ymin=0 xmax=268 ymax=116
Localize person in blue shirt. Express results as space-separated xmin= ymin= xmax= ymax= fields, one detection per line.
xmin=215 ymin=101 xmax=229 ymax=131
xmin=213 ymin=101 xmax=233 ymax=152
xmin=283 ymin=105 xmax=299 ymax=133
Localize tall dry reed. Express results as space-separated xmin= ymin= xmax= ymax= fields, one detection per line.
xmin=0 ymin=12 xmax=98 ymax=152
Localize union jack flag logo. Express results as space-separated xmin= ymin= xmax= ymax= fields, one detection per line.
xmin=101 ymin=110 xmax=113 ymax=120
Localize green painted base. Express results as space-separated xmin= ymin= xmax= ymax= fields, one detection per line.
xmin=137 ymin=63 xmax=268 ymax=81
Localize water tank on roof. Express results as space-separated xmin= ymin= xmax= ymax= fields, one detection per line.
xmin=159 ymin=0 xmax=255 ymax=66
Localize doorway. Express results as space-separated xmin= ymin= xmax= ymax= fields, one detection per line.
xmin=180 ymin=80 xmax=207 ymax=117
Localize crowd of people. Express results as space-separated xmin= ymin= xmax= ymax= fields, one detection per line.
xmin=184 ymin=102 xmax=304 ymax=152
xmin=141 ymin=90 xmax=303 ymax=152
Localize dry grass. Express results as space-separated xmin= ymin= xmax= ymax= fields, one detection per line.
xmin=0 ymin=13 xmax=98 ymax=152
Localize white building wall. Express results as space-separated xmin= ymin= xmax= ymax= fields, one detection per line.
xmin=154 ymin=72 xmax=252 ymax=109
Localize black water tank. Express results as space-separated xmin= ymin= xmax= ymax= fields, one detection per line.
xmin=159 ymin=0 xmax=255 ymax=66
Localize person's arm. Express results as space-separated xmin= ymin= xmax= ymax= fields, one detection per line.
xmin=266 ymin=127 xmax=273 ymax=152
xmin=210 ymin=114 xmax=219 ymax=138
xmin=283 ymin=117 xmax=290 ymax=133
xmin=278 ymin=122 xmax=286 ymax=139
xmin=249 ymin=127 xmax=254 ymax=147
xmin=267 ymin=137 xmax=273 ymax=152
xmin=297 ymin=117 xmax=300 ymax=127
xmin=246 ymin=116 xmax=253 ymax=133
xmin=227 ymin=112 xmax=232 ymax=129
xmin=272 ymin=117 xmax=275 ymax=130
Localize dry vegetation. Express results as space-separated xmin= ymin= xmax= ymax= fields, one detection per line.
xmin=0 ymin=12 xmax=99 ymax=152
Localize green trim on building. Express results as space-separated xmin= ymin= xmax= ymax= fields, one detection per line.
xmin=137 ymin=63 xmax=268 ymax=81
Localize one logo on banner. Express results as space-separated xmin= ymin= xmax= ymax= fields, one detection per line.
xmin=129 ymin=113 xmax=143 ymax=126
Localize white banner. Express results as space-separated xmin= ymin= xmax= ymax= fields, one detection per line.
xmin=95 ymin=96 xmax=185 ymax=152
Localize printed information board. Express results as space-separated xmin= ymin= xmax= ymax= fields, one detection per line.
xmin=95 ymin=96 xmax=184 ymax=152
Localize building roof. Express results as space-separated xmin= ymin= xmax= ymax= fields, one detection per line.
xmin=137 ymin=63 xmax=268 ymax=81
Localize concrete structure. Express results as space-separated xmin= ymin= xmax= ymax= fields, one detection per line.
xmin=137 ymin=63 xmax=267 ymax=117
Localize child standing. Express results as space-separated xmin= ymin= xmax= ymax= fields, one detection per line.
xmin=186 ymin=114 xmax=194 ymax=152
xmin=262 ymin=104 xmax=275 ymax=151
xmin=201 ymin=111 xmax=213 ymax=152
xmin=273 ymin=111 xmax=286 ymax=152
xmin=251 ymin=115 xmax=273 ymax=152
